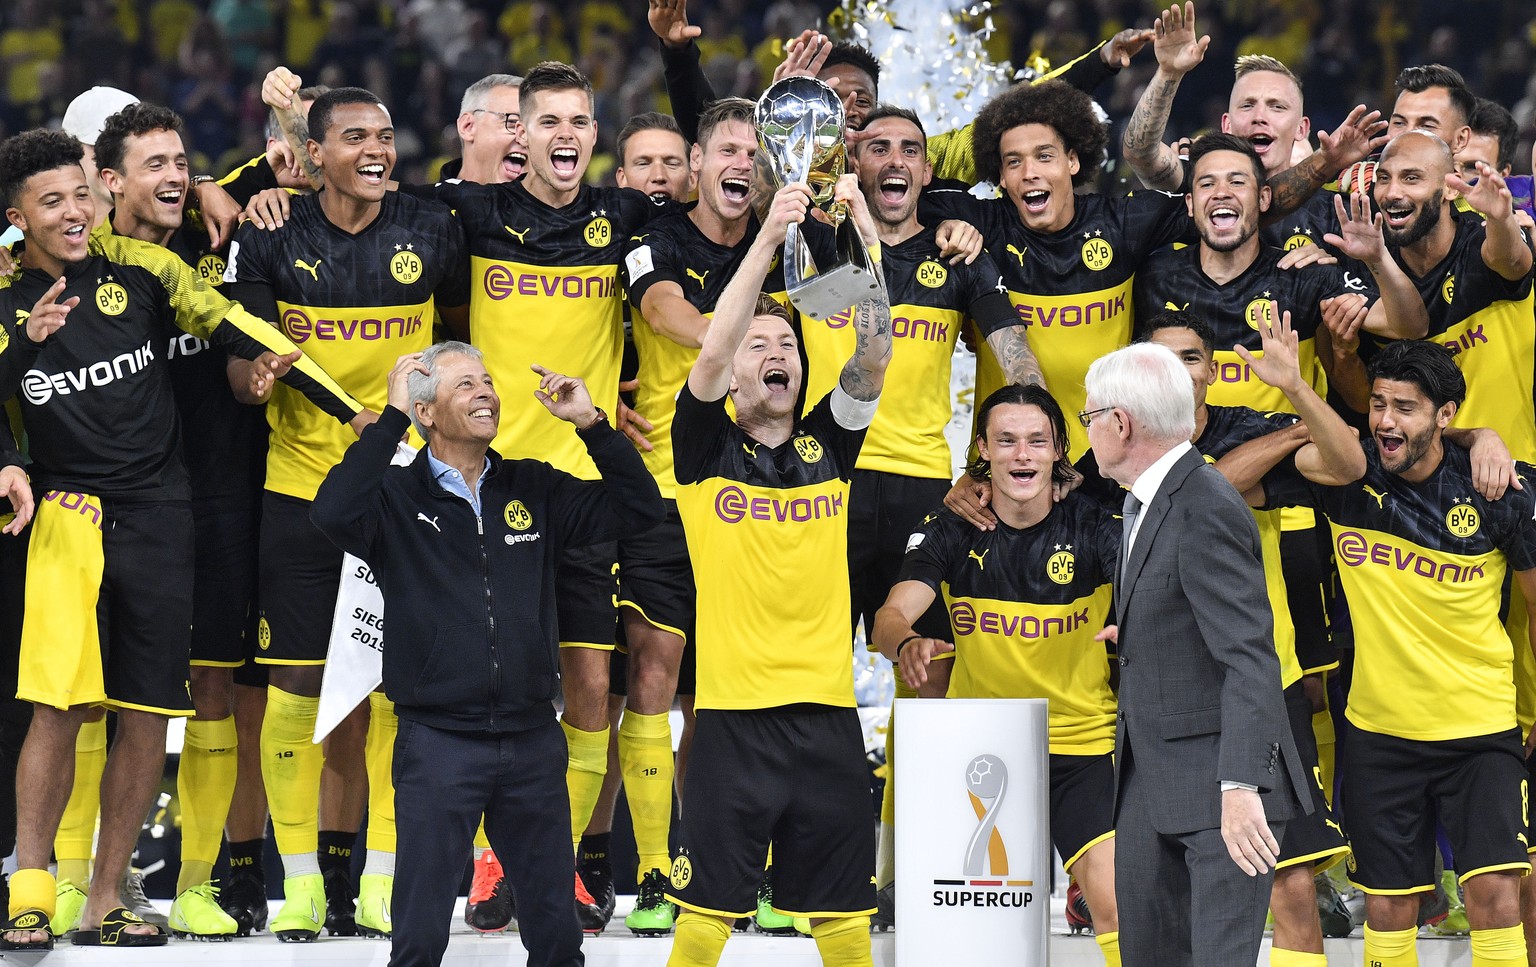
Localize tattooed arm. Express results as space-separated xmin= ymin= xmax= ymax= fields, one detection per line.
xmin=1121 ymin=2 xmax=1209 ymax=191
xmin=261 ymin=65 xmax=322 ymax=190
xmin=984 ymin=326 xmax=1044 ymax=387
xmin=839 ymin=290 xmax=894 ymax=402
xmin=1265 ymin=104 xmax=1387 ymax=222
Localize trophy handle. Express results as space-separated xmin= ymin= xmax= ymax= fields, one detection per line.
xmin=782 ymin=220 xmax=819 ymax=296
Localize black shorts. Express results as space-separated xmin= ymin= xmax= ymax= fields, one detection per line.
xmin=1050 ymin=753 xmax=1116 ymax=871
xmin=1340 ymin=722 xmax=1529 ymax=893
xmin=190 ymin=500 xmax=259 ymax=667
xmin=257 ymin=491 xmax=341 ymax=665
xmin=1277 ymin=681 xmax=1349 ymax=870
xmin=20 ymin=498 xmax=194 ymax=715
xmin=667 ymin=705 xmax=877 ymax=918
xmin=618 ymin=500 xmax=694 ymax=644
xmin=849 ymin=470 xmax=951 ymax=644
xmin=557 ymin=541 xmax=618 ymax=649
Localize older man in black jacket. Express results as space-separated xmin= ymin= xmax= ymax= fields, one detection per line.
xmin=312 ymin=342 xmax=663 ymax=967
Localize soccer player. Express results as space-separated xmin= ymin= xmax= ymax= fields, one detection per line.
xmin=663 ymin=173 xmax=890 ymax=967
xmin=1387 ymin=64 xmax=1476 ymax=153
xmin=565 ymin=110 xmax=698 ymax=938
xmin=0 ymin=127 xmax=364 ymax=951
xmin=874 ymin=383 xmax=1122 ymax=965
xmin=93 ymin=102 xmax=268 ymax=941
xmin=1247 ymin=320 xmax=1535 ymax=967
xmin=1456 ymin=98 xmax=1519 ymax=182
xmin=612 ymin=96 xmax=767 ymax=937
xmin=812 ymin=103 xmax=1038 ymax=928
xmin=222 ymin=87 xmax=469 ymax=943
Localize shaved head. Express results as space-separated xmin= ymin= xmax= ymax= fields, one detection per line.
xmin=1380 ymin=129 xmax=1454 ymax=175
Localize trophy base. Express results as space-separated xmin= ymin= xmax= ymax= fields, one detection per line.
xmin=787 ymin=262 xmax=883 ymax=321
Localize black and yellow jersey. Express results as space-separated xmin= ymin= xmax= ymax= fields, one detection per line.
xmin=799 ymin=229 xmax=1017 ymax=480
xmin=122 ymin=217 xmax=268 ymax=509
xmin=1134 ymin=245 xmax=1359 ymax=415
xmin=673 ymin=382 xmax=865 ymax=710
xmin=0 ymin=232 xmax=359 ymax=501
xmin=438 ymin=179 xmax=670 ymax=479
xmin=223 ymin=191 xmax=468 ymax=502
xmin=217 ymin=154 xmax=282 ymax=208
xmin=1261 ymin=188 xmax=1342 ymax=254
xmin=620 ymin=208 xmax=809 ymax=498
xmin=1265 ymin=443 xmax=1536 ymax=741
xmin=922 ymin=188 xmax=1190 ymax=458
xmin=1363 ymin=212 xmax=1536 ymax=461
xmin=897 ymin=498 xmax=1119 ymax=754
xmin=1199 ymin=404 xmax=1307 ymax=686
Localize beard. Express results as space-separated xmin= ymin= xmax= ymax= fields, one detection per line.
xmin=1383 ymin=190 xmax=1444 ymax=249
xmin=1378 ymin=427 xmax=1436 ymax=475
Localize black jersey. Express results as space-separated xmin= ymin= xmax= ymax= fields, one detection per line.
xmin=1358 ymin=212 xmax=1536 ymax=461
xmin=223 ymin=190 xmax=469 ymax=501
xmin=922 ymin=188 xmax=1190 ymax=457
xmin=0 ymin=233 xmax=359 ymax=501
xmin=1261 ymin=186 xmax=1342 ymax=254
xmin=1134 ymin=244 xmax=1360 ymax=415
xmin=216 ymin=155 xmax=282 ymax=208
xmin=800 ymin=228 xmax=1018 ymax=479
xmin=438 ymin=179 xmax=671 ymax=479
xmin=898 ymin=498 xmax=1119 ymax=752
xmin=621 ymin=208 xmax=824 ymax=497
xmin=673 ymin=382 xmax=865 ymax=711
xmin=140 ymin=219 xmax=267 ymax=507
xmin=1266 ymin=444 xmax=1536 ymax=740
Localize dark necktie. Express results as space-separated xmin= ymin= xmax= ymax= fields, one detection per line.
xmin=1122 ymin=491 xmax=1142 ymax=564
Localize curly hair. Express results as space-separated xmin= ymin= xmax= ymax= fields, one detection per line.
xmin=0 ymin=129 xmax=84 ymax=211
xmin=94 ymin=103 xmax=185 ymax=177
xmin=972 ymin=80 xmax=1105 ymax=187
xmin=823 ymin=42 xmax=881 ymax=87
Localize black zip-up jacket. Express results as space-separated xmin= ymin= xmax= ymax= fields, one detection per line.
xmin=311 ymin=406 xmax=663 ymax=733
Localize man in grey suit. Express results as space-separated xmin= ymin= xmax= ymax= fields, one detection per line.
xmin=1083 ymin=342 xmax=1309 ymax=966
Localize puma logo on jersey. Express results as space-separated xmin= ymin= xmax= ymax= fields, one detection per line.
xmin=1164 ymin=300 xmax=1189 ymax=311
xmin=294 ymin=258 xmax=322 ymax=280
xmin=686 ymin=267 xmax=709 ymax=287
xmin=1362 ymin=484 xmax=1387 ymax=509
xmin=504 ymin=225 xmax=531 ymax=243
xmin=1005 ymin=243 xmax=1027 ymax=266
xmin=416 ymin=513 xmax=441 ymax=532
xmin=1325 ymin=818 xmax=1344 ymax=837
xmin=742 ymin=442 xmax=758 ymax=458
xmin=968 ymin=549 xmax=989 ymax=570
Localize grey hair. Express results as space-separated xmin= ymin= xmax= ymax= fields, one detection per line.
xmin=1084 ymin=343 xmax=1196 ymax=443
xmin=460 ymin=74 xmax=524 ymax=115
xmin=407 ymin=341 xmax=484 ymax=441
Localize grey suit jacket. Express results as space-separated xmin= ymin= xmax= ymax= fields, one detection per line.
xmin=1112 ymin=447 xmax=1310 ymax=835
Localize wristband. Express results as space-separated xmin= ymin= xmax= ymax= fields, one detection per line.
xmin=895 ymin=633 xmax=922 ymax=657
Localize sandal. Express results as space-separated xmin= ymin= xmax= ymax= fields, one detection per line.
xmin=0 ymin=909 xmax=55 ymax=950
xmin=71 ymin=906 xmax=169 ymax=947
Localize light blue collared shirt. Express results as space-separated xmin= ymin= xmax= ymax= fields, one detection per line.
xmin=426 ymin=448 xmax=490 ymax=515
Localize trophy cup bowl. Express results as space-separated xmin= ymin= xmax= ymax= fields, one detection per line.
xmin=755 ymin=76 xmax=883 ymax=320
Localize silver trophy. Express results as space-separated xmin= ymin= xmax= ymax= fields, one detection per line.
xmin=755 ymin=76 xmax=882 ymax=321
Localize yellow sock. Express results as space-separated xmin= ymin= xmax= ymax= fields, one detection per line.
xmin=9 ymin=868 xmax=56 ymax=920
xmin=56 ymin=718 xmax=106 ymax=887
xmin=810 ymin=916 xmax=874 ymax=967
xmin=1095 ymin=930 xmax=1121 ymax=966
xmin=1471 ymin=924 xmax=1528 ymax=964
xmin=666 ymin=911 xmax=732 ymax=967
xmin=474 ymin=821 xmax=490 ymax=850
xmin=176 ymin=715 xmax=238 ymax=894
xmin=563 ymin=720 xmax=608 ymax=846
xmin=618 ymin=709 xmax=673 ymax=879
xmin=364 ymin=692 xmax=397 ymax=854
xmin=1269 ymin=948 xmax=1326 ymax=966
xmin=262 ymin=686 xmax=324 ymax=859
xmin=1363 ymin=924 xmax=1420 ymax=967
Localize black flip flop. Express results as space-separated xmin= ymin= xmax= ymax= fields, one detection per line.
xmin=71 ymin=906 xmax=169 ymax=947
xmin=0 ymin=909 xmax=55 ymax=950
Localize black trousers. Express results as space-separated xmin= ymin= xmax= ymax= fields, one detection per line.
xmin=388 ymin=715 xmax=583 ymax=967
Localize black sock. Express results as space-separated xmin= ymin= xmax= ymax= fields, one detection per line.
xmin=579 ymin=833 xmax=612 ymax=880
xmin=227 ymin=839 xmax=265 ymax=882
xmin=318 ymin=830 xmax=355 ymax=877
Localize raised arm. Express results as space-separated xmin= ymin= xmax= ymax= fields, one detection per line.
xmin=688 ymin=183 xmax=811 ymax=401
xmin=1120 ymin=1 xmax=1208 ymax=191
xmin=835 ymin=178 xmax=893 ymax=402
xmin=1449 ymin=163 xmax=1535 ymax=282
xmin=1323 ymin=191 xmax=1430 ymax=339
xmin=261 ymin=66 xmax=322 ymax=190
xmin=1237 ymin=303 xmax=1366 ymax=485
xmin=1265 ymin=105 xmax=1387 ymax=221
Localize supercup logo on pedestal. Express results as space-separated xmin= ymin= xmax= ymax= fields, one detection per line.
xmin=896 ymin=700 xmax=1048 ymax=966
